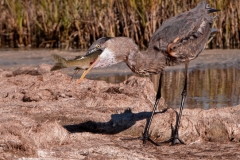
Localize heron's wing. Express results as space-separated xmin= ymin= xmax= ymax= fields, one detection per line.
xmin=150 ymin=11 xmax=212 ymax=50
xmin=149 ymin=1 xmax=215 ymax=60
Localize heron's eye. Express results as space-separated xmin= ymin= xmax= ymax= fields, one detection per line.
xmin=206 ymin=4 xmax=210 ymax=9
xmin=96 ymin=44 xmax=101 ymax=48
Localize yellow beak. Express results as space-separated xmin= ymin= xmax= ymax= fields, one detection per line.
xmin=77 ymin=56 xmax=100 ymax=84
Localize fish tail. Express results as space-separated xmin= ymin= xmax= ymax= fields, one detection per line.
xmin=50 ymin=54 xmax=68 ymax=71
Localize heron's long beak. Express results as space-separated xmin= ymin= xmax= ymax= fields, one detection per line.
xmin=77 ymin=55 xmax=100 ymax=84
xmin=207 ymin=8 xmax=220 ymax=13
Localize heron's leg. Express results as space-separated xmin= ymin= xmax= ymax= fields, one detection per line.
xmin=121 ymin=72 xmax=164 ymax=146
xmin=162 ymin=61 xmax=189 ymax=145
xmin=142 ymin=72 xmax=163 ymax=145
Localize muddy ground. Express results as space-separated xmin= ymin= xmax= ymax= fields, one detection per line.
xmin=0 ymin=64 xmax=240 ymax=159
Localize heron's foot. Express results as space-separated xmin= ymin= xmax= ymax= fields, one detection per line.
xmin=162 ymin=124 xmax=185 ymax=145
xmin=121 ymin=132 xmax=160 ymax=146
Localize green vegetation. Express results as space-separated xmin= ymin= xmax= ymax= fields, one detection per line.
xmin=0 ymin=0 xmax=239 ymax=49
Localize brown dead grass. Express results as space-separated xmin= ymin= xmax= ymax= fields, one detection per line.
xmin=0 ymin=64 xmax=240 ymax=159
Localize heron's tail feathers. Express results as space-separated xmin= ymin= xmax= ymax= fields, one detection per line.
xmin=210 ymin=28 xmax=219 ymax=38
xmin=207 ymin=28 xmax=219 ymax=43
xmin=50 ymin=54 xmax=68 ymax=71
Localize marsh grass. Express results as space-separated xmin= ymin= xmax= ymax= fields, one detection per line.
xmin=0 ymin=0 xmax=239 ymax=49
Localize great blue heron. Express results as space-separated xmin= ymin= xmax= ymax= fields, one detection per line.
xmin=76 ymin=1 xmax=220 ymax=145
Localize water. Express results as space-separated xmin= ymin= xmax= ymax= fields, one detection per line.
xmin=0 ymin=49 xmax=239 ymax=109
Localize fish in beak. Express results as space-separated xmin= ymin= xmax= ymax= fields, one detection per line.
xmin=77 ymin=55 xmax=101 ymax=84
xmin=77 ymin=46 xmax=103 ymax=84
xmin=76 ymin=37 xmax=113 ymax=84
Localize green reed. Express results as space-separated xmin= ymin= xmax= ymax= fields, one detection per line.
xmin=0 ymin=0 xmax=239 ymax=49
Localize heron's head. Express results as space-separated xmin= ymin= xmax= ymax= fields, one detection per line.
xmin=195 ymin=1 xmax=220 ymax=13
xmin=85 ymin=37 xmax=125 ymax=68
xmin=85 ymin=37 xmax=112 ymax=56
xmin=205 ymin=3 xmax=220 ymax=13
xmin=77 ymin=37 xmax=138 ymax=83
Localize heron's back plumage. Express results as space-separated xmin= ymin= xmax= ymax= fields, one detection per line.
xmin=148 ymin=1 xmax=218 ymax=63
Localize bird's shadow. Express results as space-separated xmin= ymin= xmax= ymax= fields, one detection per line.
xmin=64 ymin=108 xmax=169 ymax=134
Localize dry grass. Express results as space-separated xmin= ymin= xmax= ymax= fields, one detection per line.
xmin=0 ymin=0 xmax=239 ymax=49
xmin=1 ymin=64 xmax=240 ymax=158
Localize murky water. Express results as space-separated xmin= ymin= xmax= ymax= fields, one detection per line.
xmin=0 ymin=49 xmax=239 ymax=109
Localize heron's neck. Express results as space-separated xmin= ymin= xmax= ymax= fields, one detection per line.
xmin=125 ymin=49 xmax=167 ymax=75
xmin=103 ymin=37 xmax=169 ymax=75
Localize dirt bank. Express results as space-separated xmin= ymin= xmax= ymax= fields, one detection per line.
xmin=0 ymin=64 xmax=240 ymax=159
